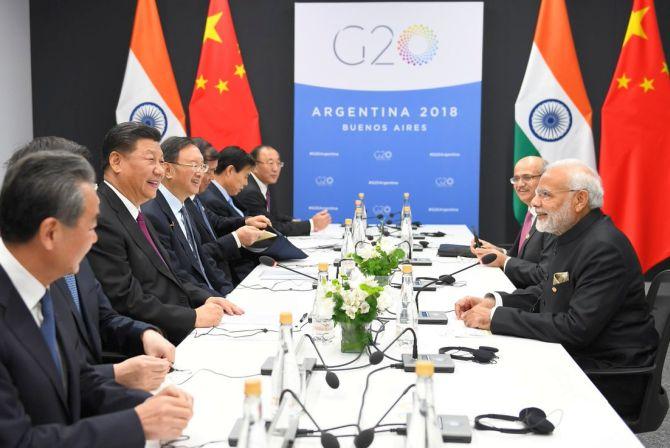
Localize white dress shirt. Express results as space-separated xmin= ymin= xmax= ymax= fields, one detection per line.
xmin=104 ymin=180 xmax=140 ymax=220
xmin=159 ymin=184 xmax=192 ymax=250
xmin=0 ymin=238 xmax=47 ymax=326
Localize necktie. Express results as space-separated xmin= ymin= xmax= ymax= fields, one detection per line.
xmin=226 ymin=195 xmax=244 ymax=217
xmin=518 ymin=211 xmax=534 ymax=255
xmin=192 ymin=197 xmax=216 ymax=239
xmin=40 ymin=290 xmax=63 ymax=379
xmin=64 ymin=274 xmax=81 ymax=315
xmin=265 ymin=188 xmax=271 ymax=213
xmin=181 ymin=206 xmax=214 ymax=290
xmin=137 ymin=211 xmax=168 ymax=266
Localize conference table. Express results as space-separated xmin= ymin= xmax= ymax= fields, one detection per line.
xmin=155 ymin=225 xmax=641 ymax=448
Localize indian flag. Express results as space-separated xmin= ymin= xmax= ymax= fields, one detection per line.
xmin=513 ymin=0 xmax=596 ymax=222
xmin=116 ymin=0 xmax=186 ymax=140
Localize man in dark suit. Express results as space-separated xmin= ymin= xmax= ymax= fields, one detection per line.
xmin=471 ymin=156 xmax=556 ymax=288
xmin=87 ymin=123 xmax=242 ymax=345
xmin=143 ymin=137 xmax=244 ymax=296
xmin=9 ymin=136 xmax=174 ymax=392
xmin=0 ymin=151 xmax=192 ymax=446
xmin=193 ymin=143 xmax=266 ymax=282
xmin=51 ymin=259 xmax=173 ymax=391
xmin=456 ymin=160 xmax=658 ymax=417
xmin=236 ymin=144 xmax=332 ymax=236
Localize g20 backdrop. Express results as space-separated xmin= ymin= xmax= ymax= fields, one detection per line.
xmin=294 ymin=2 xmax=483 ymax=226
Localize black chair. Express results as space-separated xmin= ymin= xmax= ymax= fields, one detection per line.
xmin=586 ymin=270 xmax=670 ymax=433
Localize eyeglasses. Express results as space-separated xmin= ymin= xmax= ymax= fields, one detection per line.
xmin=534 ymin=188 xmax=581 ymax=200
xmin=256 ymin=160 xmax=285 ymax=168
xmin=168 ymin=162 xmax=209 ymax=173
xmin=509 ymin=174 xmax=542 ymax=185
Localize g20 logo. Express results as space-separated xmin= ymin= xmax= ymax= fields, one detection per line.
xmin=315 ymin=176 xmax=334 ymax=187
xmin=373 ymin=150 xmax=393 ymax=161
xmin=435 ymin=177 xmax=454 ymax=187
xmin=372 ymin=205 xmax=392 ymax=216
xmin=333 ymin=24 xmax=438 ymax=66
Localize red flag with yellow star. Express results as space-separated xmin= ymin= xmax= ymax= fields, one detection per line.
xmin=188 ymin=0 xmax=261 ymax=151
xmin=600 ymin=0 xmax=670 ymax=272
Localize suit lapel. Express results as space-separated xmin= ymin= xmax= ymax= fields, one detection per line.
xmin=154 ymin=192 xmax=205 ymax=277
xmin=519 ymin=222 xmax=538 ymax=258
xmin=99 ymin=183 xmax=178 ymax=282
xmin=52 ymin=279 xmax=97 ymax=359
xmin=0 ymin=270 xmax=69 ymax=412
xmin=187 ymin=199 xmax=215 ymax=241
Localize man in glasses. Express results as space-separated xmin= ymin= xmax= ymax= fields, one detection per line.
xmin=236 ymin=145 xmax=332 ymax=236
xmin=471 ymin=156 xmax=556 ymax=289
xmin=455 ymin=159 xmax=658 ymax=417
xmin=88 ymin=124 xmax=241 ymax=345
xmin=143 ymin=137 xmax=248 ymax=302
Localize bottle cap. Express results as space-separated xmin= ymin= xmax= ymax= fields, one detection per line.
xmin=345 ymin=218 xmax=352 ymax=225
xmin=355 ymin=207 xmax=362 ymax=216
xmin=245 ymin=378 xmax=262 ymax=396
xmin=355 ymin=199 xmax=362 ymax=206
xmin=358 ymin=192 xmax=365 ymax=199
xmin=403 ymin=192 xmax=410 ymax=199
xmin=318 ymin=262 xmax=329 ymax=272
xmin=279 ymin=312 xmax=293 ymax=325
xmin=401 ymin=264 xmax=413 ymax=274
xmin=415 ymin=360 xmax=434 ymax=377
xmin=403 ymin=206 xmax=411 ymax=213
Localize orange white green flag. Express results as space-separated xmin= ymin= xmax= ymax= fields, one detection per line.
xmin=512 ymin=0 xmax=595 ymax=222
xmin=116 ymin=0 xmax=186 ymax=140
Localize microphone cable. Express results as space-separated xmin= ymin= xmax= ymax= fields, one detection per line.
xmin=168 ymin=367 xmax=258 ymax=386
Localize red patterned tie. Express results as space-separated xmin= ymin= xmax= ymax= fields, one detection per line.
xmin=137 ymin=211 xmax=167 ymax=266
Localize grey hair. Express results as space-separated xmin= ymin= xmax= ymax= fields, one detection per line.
xmin=545 ymin=159 xmax=603 ymax=208
xmin=0 ymin=150 xmax=96 ymax=243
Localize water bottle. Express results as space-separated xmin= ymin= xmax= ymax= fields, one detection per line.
xmin=401 ymin=193 xmax=411 ymax=219
xmin=341 ymin=218 xmax=355 ymax=257
xmin=311 ymin=263 xmax=334 ymax=343
xmin=358 ymin=192 xmax=368 ymax=230
xmin=237 ymin=379 xmax=268 ymax=448
xmin=400 ymin=205 xmax=413 ymax=259
xmin=395 ymin=264 xmax=418 ymax=346
xmin=270 ymin=312 xmax=302 ymax=419
xmin=405 ymin=361 xmax=443 ymax=448
xmin=352 ymin=207 xmax=366 ymax=247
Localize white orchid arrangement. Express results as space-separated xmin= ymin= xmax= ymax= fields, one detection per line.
xmin=352 ymin=237 xmax=406 ymax=277
xmin=321 ymin=276 xmax=395 ymax=324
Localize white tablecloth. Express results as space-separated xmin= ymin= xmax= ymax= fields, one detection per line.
xmin=153 ymin=225 xmax=641 ymax=448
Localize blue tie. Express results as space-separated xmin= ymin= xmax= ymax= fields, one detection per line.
xmin=40 ymin=291 xmax=63 ymax=379
xmin=64 ymin=274 xmax=81 ymax=315
xmin=226 ymin=195 xmax=244 ymax=217
xmin=193 ymin=197 xmax=216 ymax=239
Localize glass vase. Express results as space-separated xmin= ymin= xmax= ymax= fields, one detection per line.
xmin=339 ymin=320 xmax=371 ymax=353
xmin=374 ymin=275 xmax=391 ymax=287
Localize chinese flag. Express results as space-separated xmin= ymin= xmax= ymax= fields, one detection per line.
xmin=189 ymin=0 xmax=261 ymax=151
xmin=600 ymin=0 xmax=670 ymax=272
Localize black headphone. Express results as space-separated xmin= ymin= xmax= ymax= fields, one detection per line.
xmin=475 ymin=407 xmax=555 ymax=435
xmin=438 ymin=345 xmax=499 ymax=364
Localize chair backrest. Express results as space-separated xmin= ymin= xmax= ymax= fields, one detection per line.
xmin=637 ymin=270 xmax=670 ymax=431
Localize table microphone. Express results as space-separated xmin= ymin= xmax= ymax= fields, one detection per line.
xmin=278 ymin=389 xmax=340 ymax=448
xmin=259 ymin=256 xmax=317 ymax=281
xmin=369 ymin=327 xmax=418 ymax=365
xmin=413 ymin=252 xmax=496 ymax=325
xmin=416 ymin=252 xmax=497 ymax=296
xmin=354 ymin=383 xmax=415 ymax=448
xmin=303 ymin=334 xmax=340 ymax=389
